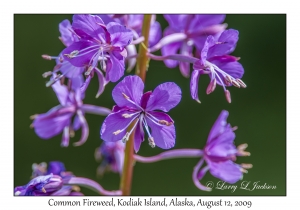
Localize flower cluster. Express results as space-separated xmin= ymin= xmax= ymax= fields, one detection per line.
xmin=17 ymin=14 xmax=252 ymax=196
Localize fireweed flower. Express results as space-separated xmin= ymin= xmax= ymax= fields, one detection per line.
xmin=153 ymin=15 xmax=226 ymax=77
xmin=98 ymin=14 xmax=162 ymax=72
xmin=100 ymin=75 xmax=181 ymax=152
xmin=29 ymin=161 xmax=83 ymax=196
xmin=190 ymin=29 xmax=245 ymax=103
xmin=193 ymin=110 xmax=252 ymax=191
xmin=42 ymin=19 xmax=107 ymax=97
xmin=14 ymin=174 xmax=63 ymax=196
xmin=31 ymin=75 xmax=111 ymax=147
xmin=62 ymin=14 xmax=133 ymax=82
xmin=95 ymin=141 xmax=125 ymax=176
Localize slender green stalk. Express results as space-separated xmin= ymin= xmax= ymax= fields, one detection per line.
xmin=119 ymin=15 xmax=152 ymax=196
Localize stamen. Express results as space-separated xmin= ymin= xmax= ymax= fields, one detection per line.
xmin=113 ymin=130 xmax=122 ymax=135
xmin=46 ymin=74 xmax=64 ymax=87
xmin=41 ymin=187 xmax=47 ymax=193
xmin=225 ymin=75 xmax=233 ymax=84
xmin=64 ymin=50 xmax=79 ymax=59
xmin=225 ymin=90 xmax=231 ymax=103
xmin=85 ymin=66 xmax=94 ymax=76
xmin=69 ymin=128 xmax=75 ymax=138
xmin=240 ymin=168 xmax=248 ymax=173
xmin=29 ymin=123 xmax=34 ymax=128
xmin=30 ymin=114 xmax=39 ymax=120
xmin=206 ymin=78 xmax=216 ymax=94
xmin=236 ymin=79 xmax=247 ymax=88
xmin=42 ymin=54 xmax=58 ymax=60
xmin=237 ymin=143 xmax=251 ymax=156
xmin=121 ymin=132 xmax=130 ymax=143
xmin=240 ymin=163 xmax=253 ymax=169
xmin=15 ymin=191 xmax=21 ymax=196
xmin=122 ymin=93 xmax=130 ymax=100
xmin=232 ymin=80 xmax=241 ymax=88
xmin=42 ymin=71 xmax=53 ymax=78
xmin=232 ymin=126 xmax=238 ymax=131
xmin=148 ymin=137 xmax=155 ymax=148
xmin=122 ymin=112 xmax=140 ymax=118
xmin=158 ymin=120 xmax=173 ymax=126
xmin=72 ymin=186 xmax=81 ymax=192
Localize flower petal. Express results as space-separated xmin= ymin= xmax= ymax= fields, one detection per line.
xmin=149 ymin=21 xmax=162 ymax=47
xmin=62 ymin=40 xmax=99 ymax=67
xmin=107 ymin=22 xmax=133 ymax=47
xmin=72 ymin=14 xmax=106 ymax=42
xmin=207 ymin=110 xmax=230 ymax=143
xmin=100 ymin=109 xmax=140 ymax=142
xmin=59 ymin=19 xmax=78 ymax=47
xmin=161 ymin=27 xmax=182 ymax=68
xmin=81 ymin=104 xmax=111 ymax=116
xmin=33 ymin=109 xmax=73 ymax=139
xmin=179 ymin=42 xmax=192 ymax=78
xmin=51 ymin=77 xmax=69 ymax=106
xmin=146 ymin=82 xmax=181 ymax=112
xmin=207 ymin=160 xmax=242 ymax=184
xmin=209 ymin=55 xmax=244 ymax=85
xmin=190 ymin=70 xmax=201 ymax=103
xmin=200 ymin=35 xmax=215 ymax=65
xmin=107 ymin=52 xmax=125 ymax=82
xmin=146 ymin=113 xmax=176 ymax=149
xmin=134 ymin=119 xmax=144 ymax=152
xmin=164 ymin=15 xmax=190 ymax=31
xmin=188 ymin=15 xmax=226 ymax=33
xmin=112 ymin=75 xmax=144 ymax=109
xmin=207 ymin=29 xmax=239 ymax=58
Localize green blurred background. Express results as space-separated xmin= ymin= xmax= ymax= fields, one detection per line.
xmin=14 ymin=14 xmax=286 ymax=196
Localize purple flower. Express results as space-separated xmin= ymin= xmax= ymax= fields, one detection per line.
xmin=193 ymin=110 xmax=252 ymax=191
xmin=100 ymin=75 xmax=181 ymax=152
xmin=95 ymin=141 xmax=125 ymax=176
xmin=190 ymin=29 xmax=246 ymax=103
xmin=14 ymin=174 xmax=63 ymax=196
xmin=161 ymin=15 xmax=226 ymax=77
xmin=98 ymin=14 xmax=162 ymax=47
xmin=31 ymin=75 xmax=111 ymax=147
xmin=62 ymin=14 xmax=133 ymax=82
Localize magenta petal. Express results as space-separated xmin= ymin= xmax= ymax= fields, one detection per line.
xmin=73 ymin=110 xmax=89 ymax=146
xmin=149 ymin=21 xmax=162 ymax=47
xmin=107 ymin=22 xmax=133 ymax=47
xmin=94 ymin=68 xmax=107 ymax=97
xmin=59 ymin=60 xmax=85 ymax=79
xmin=51 ymin=78 xmax=69 ymax=106
xmin=200 ymin=35 xmax=215 ymax=65
xmin=146 ymin=82 xmax=181 ymax=112
xmin=134 ymin=120 xmax=144 ymax=152
xmin=161 ymin=27 xmax=181 ymax=68
xmin=190 ymin=70 xmax=201 ymax=103
xmin=34 ymin=110 xmax=73 ymax=139
xmin=164 ymin=15 xmax=190 ymax=31
xmin=188 ymin=15 xmax=226 ymax=33
xmin=72 ymin=14 xmax=105 ymax=42
xmin=179 ymin=42 xmax=192 ymax=78
xmin=100 ymin=109 xmax=139 ymax=142
xmin=146 ymin=114 xmax=176 ymax=149
xmin=207 ymin=29 xmax=239 ymax=58
xmin=108 ymin=52 xmax=125 ymax=82
xmin=112 ymin=75 xmax=144 ymax=108
xmin=140 ymin=91 xmax=152 ymax=109
xmin=126 ymin=44 xmax=137 ymax=72
xmin=208 ymin=160 xmax=242 ymax=184
xmin=81 ymin=104 xmax=111 ymax=115
xmin=207 ymin=110 xmax=229 ymax=143
xmin=62 ymin=41 xmax=98 ymax=67
xmin=59 ymin=19 xmax=78 ymax=47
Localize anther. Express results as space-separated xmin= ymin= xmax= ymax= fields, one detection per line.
xmin=72 ymin=186 xmax=81 ymax=192
xmin=64 ymin=50 xmax=79 ymax=59
xmin=41 ymin=187 xmax=47 ymax=193
xmin=42 ymin=71 xmax=53 ymax=78
xmin=225 ymin=90 xmax=231 ymax=103
xmin=206 ymin=78 xmax=216 ymax=94
xmin=225 ymin=75 xmax=232 ymax=84
xmin=113 ymin=130 xmax=122 ymax=135
xmin=236 ymin=79 xmax=247 ymax=88
xmin=122 ymin=93 xmax=130 ymax=100
xmin=122 ymin=113 xmax=134 ymax=118
xmin=232 ymin=80 xmax=241 ymax=88
xmin=240 ymin=163 xmax=253 ymax=169
xmin=85 ymin=66 xmax=93 ymax=76
xmin=30 ymin=114 xmax=38 ymax=120
xmin=29 ymin=123 xmax=34 ymax=128
xmin=148 ymin=137 xmax=155 ymax=148
xmin=237 ymin=143 xmax=251 ymax=156
xmin=42 ymin=54 xmax=52 ymax=60
xmin=122 ymin=132 xmax=130 ymax=143
xmin=158 ymin=120 xmax=173 ymax=126
xmin=240 ymin=168 xmax=248 ymax=173
xmin=232 ymin=126 xmax=238 ymax=131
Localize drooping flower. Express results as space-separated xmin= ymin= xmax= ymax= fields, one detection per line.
xmin=100 ymin=75 xmax=181 ymax=152
xmin=190 ymin=29 xmax=246 ymax=103
xmin=95 ymin=141 xmax=125 ymax=176
xmin=14 ymin=174 xmax=63 ymax=196
xmin=158 ymin=15 xmax=226 ymax=77
xmin=62 ymin=14 xmax=133 ymax=82
xmin=193 ymin=110 xmax=252 ymax=191
xmin=31 ymin=75 xmax=111 ymax=147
